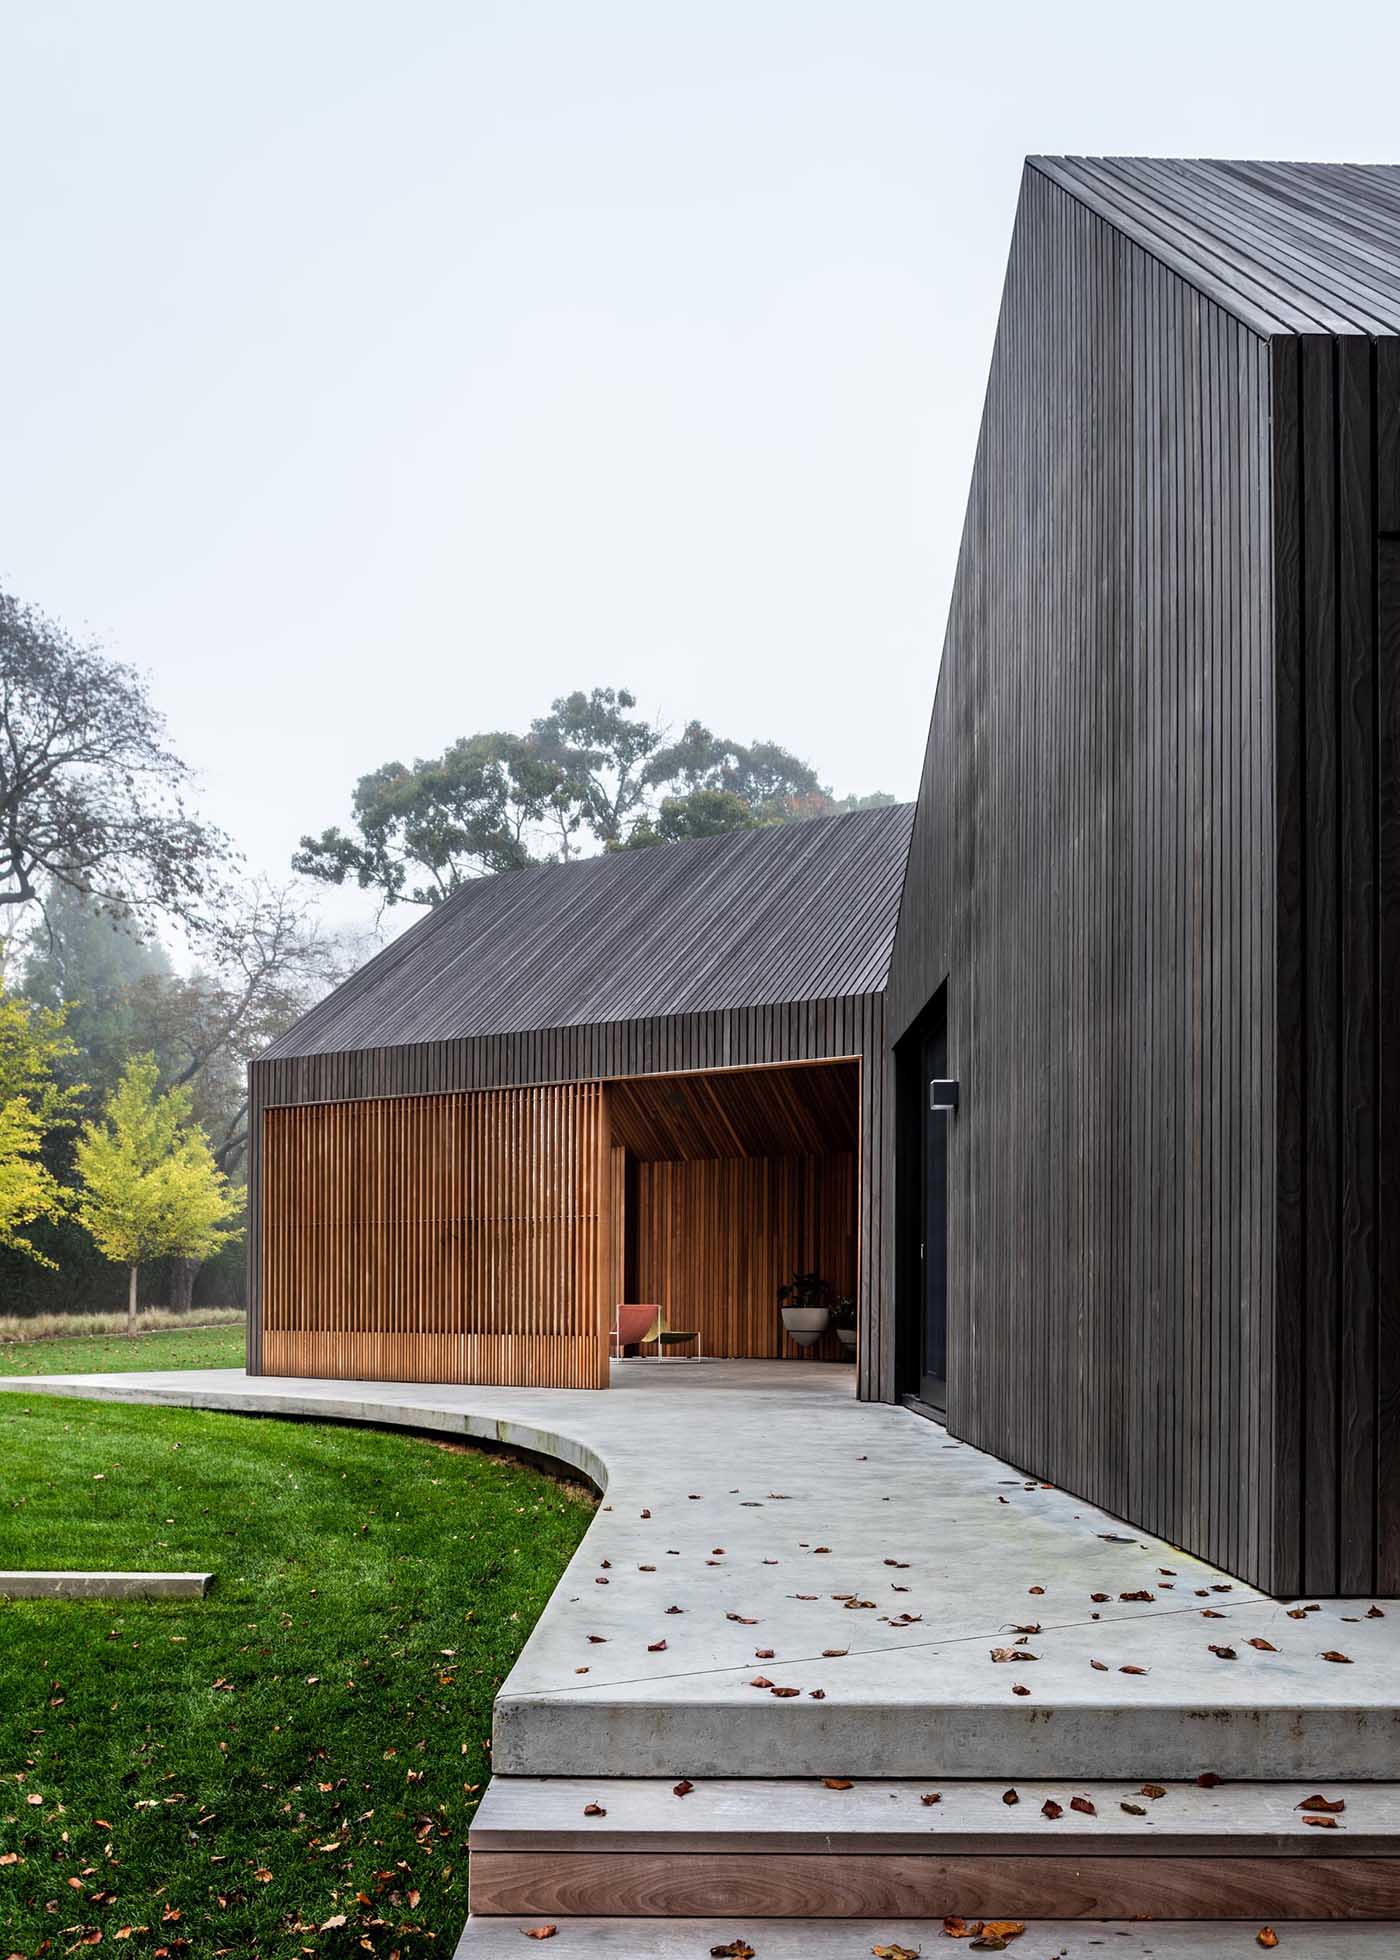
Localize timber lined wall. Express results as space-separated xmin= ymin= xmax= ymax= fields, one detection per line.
xmin=260 ymin=1084 xmax=611 ymax=1388
xmin=635 ymin=1152 xmax=856 ymax=1362
xmin=249 ymin=994 xmax=889 ymax=1396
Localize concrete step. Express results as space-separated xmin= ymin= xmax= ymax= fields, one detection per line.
xmin=455 ymin=1916 xmax=1400 ymax=1957
xmin=466 ymin=1776 xmax=1400 ymax=1920
xmin=494 ymin=1600 xmax=1400 ymax=1782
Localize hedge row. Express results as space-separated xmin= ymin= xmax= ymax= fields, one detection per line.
xmin=0 ymin=1218 xmax=247 ymax=1317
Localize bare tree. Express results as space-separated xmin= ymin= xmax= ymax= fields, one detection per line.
xmin=0 ymin=589 xmax=229 ymax=933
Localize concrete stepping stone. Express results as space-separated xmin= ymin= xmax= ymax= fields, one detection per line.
xmin=0 ymin=1570 xmax=211 ymax=1599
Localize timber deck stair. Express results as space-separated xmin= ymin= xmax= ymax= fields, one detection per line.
xmin=467 ymin=1776 xmax=1400 ymax=1921
xmin=454 ymin=1921 xmax=1400 ymax=1957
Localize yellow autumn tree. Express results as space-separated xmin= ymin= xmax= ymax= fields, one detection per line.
xmin=74 ymin=1053 xmax=243 ymax=1330
xmin=0 ymin=977 xmax=81 ymax=1263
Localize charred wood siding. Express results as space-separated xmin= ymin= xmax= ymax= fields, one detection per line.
xmin=886 ymin=159 xmax=1400 ymax=1594
xmin=886 ymin=166 xmax=1279 ymax=1587
xmin=1274 ymin=333 xmax=1400 ymax=1594
xmin=249 ymin=994 xmax=890 ymax=1396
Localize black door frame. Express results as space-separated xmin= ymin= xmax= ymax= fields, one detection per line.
xmin=895 ymin=981 xmax=950 ymax=1414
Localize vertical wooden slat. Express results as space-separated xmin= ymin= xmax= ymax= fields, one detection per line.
xmin=259 ymin=1081 xmax=610 ymax=1389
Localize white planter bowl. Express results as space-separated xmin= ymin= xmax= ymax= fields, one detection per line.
xmin=781 ymin=1306 xmax=831 ymax=1348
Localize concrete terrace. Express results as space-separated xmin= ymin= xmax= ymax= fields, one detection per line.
xmin=5 ymin=1357 xmax=1398 ymax=1950
xmin=2 ymin=1359 xmax=1395 ymax=1779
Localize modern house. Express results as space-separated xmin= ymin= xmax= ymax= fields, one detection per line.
xmin=252 ymin=156 xmax=1399 ymax=1600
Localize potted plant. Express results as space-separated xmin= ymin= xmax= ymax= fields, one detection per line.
xmin=830 ymin=1296 xmax=856 ymax=1352
xmin=778 ymin=1270 xmax=832 ymax=1348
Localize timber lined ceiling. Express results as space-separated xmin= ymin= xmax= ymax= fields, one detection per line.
xmin=1032 ymin=157 xmax=1400 ymax=338
xmin=264 ymin=804 xmax=912 ymax=1060
xmin=607 ymin=1060 xmax=859 ymax=1161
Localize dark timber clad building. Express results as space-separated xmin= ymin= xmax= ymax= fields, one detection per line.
xmin=252 ymin=157 xmax=1400 ymax=1597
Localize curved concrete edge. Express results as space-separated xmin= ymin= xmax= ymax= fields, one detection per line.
xmin=0 ymin=1375 xmax=612 ymax=1496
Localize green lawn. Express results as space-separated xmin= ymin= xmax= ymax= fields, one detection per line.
xmin=0 ymin=1396 xmax=595 ymax=1957
xmin=0 ymin=1322 xmax=247 ymax=1377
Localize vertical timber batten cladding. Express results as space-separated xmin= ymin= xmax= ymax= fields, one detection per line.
xmin=261 ymin=1084 xmax=612 ymax=1388
xmin=250 ymin=805 xmax=911 ymax=1396
xmin=886 ymin=157 xmax=1400 ymax=1595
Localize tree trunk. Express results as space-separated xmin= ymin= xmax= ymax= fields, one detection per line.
xmin=128 ymin=1265 xmax=139 ymax=1334
xmin=169 ymin=1256 xmax=201 ymax=1316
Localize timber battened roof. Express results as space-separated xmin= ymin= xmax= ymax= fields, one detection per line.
xmin=266 ymin=802 xmax=913 ymax=1058
xmin=1032 ymin=156 xmax=1400 ymax=337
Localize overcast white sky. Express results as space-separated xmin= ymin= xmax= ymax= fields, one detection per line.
xmin=6 ymin=1 xmax=1400 ymax=937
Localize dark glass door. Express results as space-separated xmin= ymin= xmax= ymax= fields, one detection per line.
xmin=918 ymin=1003 xmax=948 ymax=1407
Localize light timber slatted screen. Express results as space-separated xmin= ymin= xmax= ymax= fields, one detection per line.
xmin=635 ymin=1152 xmax=855 ymax=1360
xmin=260 ymin=1084 xmax=610 ymax=1388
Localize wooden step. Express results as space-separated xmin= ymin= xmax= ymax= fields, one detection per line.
xmin=468 ymin=1776 xmax=1400 ymax=1920
xmin=455 ymin=1917 xmax=1400 ymax=1958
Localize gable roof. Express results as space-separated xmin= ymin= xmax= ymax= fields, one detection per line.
xmin=265 ymin=803 xmax=914 ymax=1059
xmin=1031 ymin=156 xmax=1400 ymax=338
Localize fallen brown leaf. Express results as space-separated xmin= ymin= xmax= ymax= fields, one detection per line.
xmin=1247 ymin=1638 xmax=1278 ymax=1652
xmin=1041 ymin=1799 xmax=1063 ymax=1819
xmin=1209 ymin=1645 xmax=1238 ymax=1660
xmin=770 ymin=1685 xmax=800 ymax=1697
xmin=1297 ymin=1794 xmax=1345 ymax=1813
xmin=1257 ymin=1932 xmax=1278 ymax=1950
xmin=920 ymin=1792 xmax=942 ymax=1805
xmin=1001 ymin=1788 xmax=1019 ymax=1804
xmin=521 ymin=1929 xmax=557 ymax=1942
xmin=1011 ymin=1683 xmax=1031 ymax=1695
xmin=1121 ymin=1801 xmax=1146 ymax=1816
xmin=1140 ymin=1783 xmax=1167 ymax=1799
xmin=1303 ymin=1814 xmax=1340 ymax=1828
xmin=1319 ymin=1650 xmax=1352 ymax=1663
xmin=872 ymin=1945 xmax=921 ymax=1960
xmin=583 ymin=1802 xmax=606 ymax=1816
xmin=673 ymin=1779 xmax=694 ymax=1797
xmin=1070 ymin=1795 xmax=1096 ymax=1816
xmin=1120 ymin=1664 xmax=1149 ymax=1675
xmin=648 ymin=1639 xmax=668 ymax=1652
xmin=709 ymin=1943 xmax=754 ymax=1958
xmin=822 ymin=1648 xmax=848 ymax=1657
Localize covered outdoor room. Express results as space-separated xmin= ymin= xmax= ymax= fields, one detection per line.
xmin=256 ymin=1057 xmax=861 ymax=1391
xmin=607 ymin=1059 xmax=859 ymax=1369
